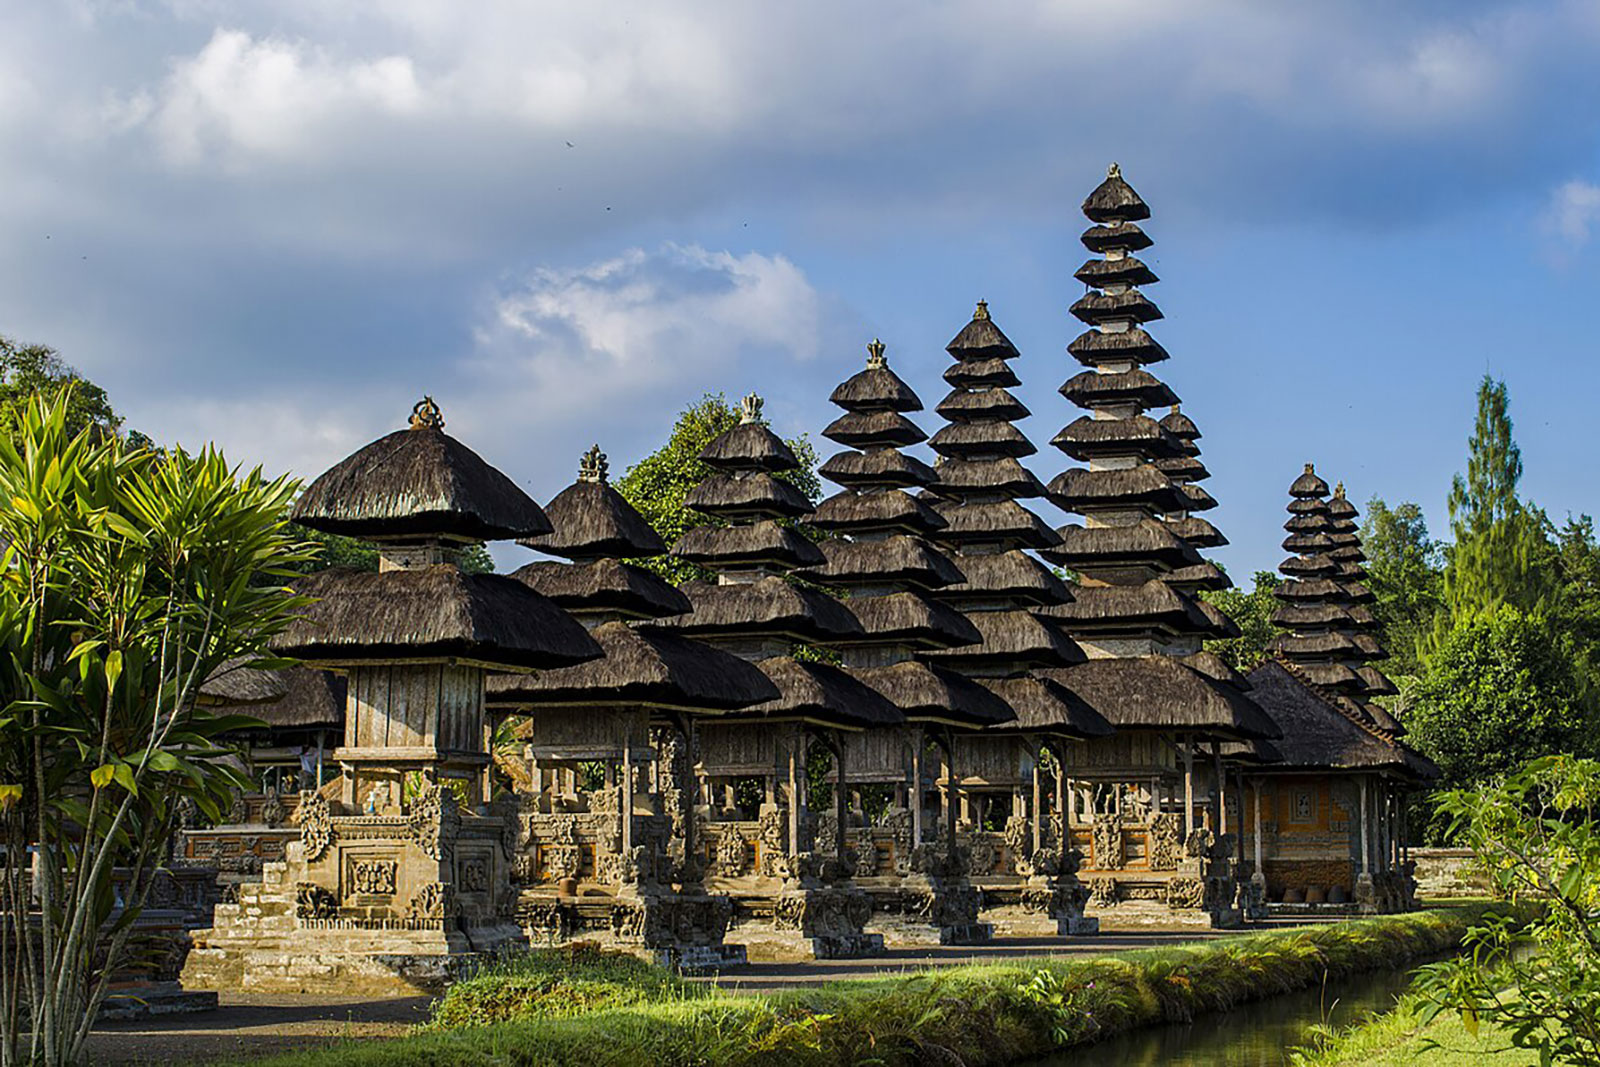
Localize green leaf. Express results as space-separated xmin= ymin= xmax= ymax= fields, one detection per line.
xmin=111 ymin=763 xmax=137 ymax=796
xmin=90 ymin=764 xmax=114 ymax=789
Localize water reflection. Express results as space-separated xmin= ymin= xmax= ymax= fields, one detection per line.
xmin=1033 ymin=965 xmax=1420 ymax=1066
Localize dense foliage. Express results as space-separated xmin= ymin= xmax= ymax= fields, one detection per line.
xmin=1201 ymin=570 xmax=1280 ymax=670
xmin=0 ymin=336 xmax=119 ymax=445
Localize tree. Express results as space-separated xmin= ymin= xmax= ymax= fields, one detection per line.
xmin=615 ymin=393 xmax=821 ymax=583
xmin=1360 ymin=498 xmax=1443 ymax=679
xmin=0 ymin=388 xmax=311 ymax=1066
xmin=1201 ymin=571 xmax=1281 ymax=671
xmin=1412 ymin=755 xmax=1600 ymax=1065
xmin=1436 ymin=377 xmax=1554 ymax=640
xmin=0 ymin=336 xmax=119 ymax=445
xmin=1405 ymin=606 xmax=1591 ymax=803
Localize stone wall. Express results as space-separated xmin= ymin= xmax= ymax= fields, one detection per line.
xmin=1262 ymin=858 xmax=1353 ymax=899
xmin=1411 ymin=848 xmax=1487 ymax=899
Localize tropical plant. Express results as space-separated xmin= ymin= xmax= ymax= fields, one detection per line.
xmin=1411 ymin=755 xmax=1600 ymax=1066
xmin=0 ymin=387 xmax=312 ymax=1066
xmin=1360 ymin=497 xmax=1443 ymax=680
xmin=0 ymin=337 xmax=119 ymax=447
xmin=1201 ymin=570 xmax=1281 ymax=671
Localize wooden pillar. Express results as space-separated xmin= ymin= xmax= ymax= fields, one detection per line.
xmin=910 ymin=728 xmax=924 ymax=847
xmin=1054 ymin=745 xmax=1068 ymax=849
xmin=1251 ymin=779 xmax=1264 ymax=873
xmin=1358 ymin=776 xmax=1371 ymax=875
xmin=787 ymin=728 xmax=802 ymax=855
xmin=620 ymin=732 xmax=634 ymax=855
xmin=944 ymin=735 xmax=959 ymax=854
xmin=1181 ymin=736 xmax=1195 ymax=835
xmin=1234 ymin=767 xmax=1247 ymax=863
xmin=1212 ymin=741 xmax=1226 ymax=835
xmin=833 ymin=733 xmax=847 ymax=860
xmin=1031 ymin=751 xmax=1043 ymax=853
xmin=315 ymin=730 xmax=326 ymax=789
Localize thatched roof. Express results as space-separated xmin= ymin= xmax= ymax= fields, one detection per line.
xmin=1190 ymin=599 xmax=1242 ymax=640
xmin=1180 ymin=484 xmax=1218 ymax=512
xmin=510 ymin=558 xmax=691 ymax=620
xmin=1165 ymin=561 xmax=1231 ymax=591
xmin=1081 ymin=220 xmax=1153 ymax=254
xmin=1293 ymin=662 xmax=1363 ymax=690
xmin=1068 ymin=326 xmax=1169 ymax=366
xmin=654 ymin=576 xmax=863 ymax=644
xmin=1051 ymin=415 xmax=1183 ymax=460
xmin=1326 ymin=491 xmax=1359 ymax=520
xmin=1181 ymin=650 xmax=1251 ymax=689
xmin=810 ymin=489 xmax=945 ymax=535
xmin=485 ymin=621 xmax=778 ymax=711
xmin=943 ymin=357 xmax=1019 ymax=389
xmin=1048 ymin=465 xmax=1189 ymax=513
xmin=801 ymin=534 xmax=964 ymax=589
xmin=1284 ymin=512 xmax=1328 ymax=533
xmin=1044 ymin=519 xmax=1200 ymax=571
xmin=276 ymin=566 xmax=601 ymax=671
xmin=686 ymin=473 xmax=813 ymax=519
xmin=829 ymin=360 xmax=923 ymax=413
xmin=293 ymin=425 xmax=551 ymax=542
xmin=199 ymin=658 xmax=289 ymax=706
xmin=1220 ymin=738 xmax=1284 ymax=765
xmin=842 ymin=590 xmax=982 ymax=648
xmin=671 ymin=520 xmax=825 ymax=570
xmin=933 ymin=457 xmax=1047 ymax=499
xmin=1159 ymin=409 xmax=1200 ymax=440
xmin=1280 ymin=554 xmax=1338 ymax=578
xmin=934 ymin=387 xmax=1031 ymax=423
xmin=1270 ymin=602 xmax=1352 ymax=629
xmin=1287 ymin=497 xmax=1327 ymax=515
xmin=930 ymin=549 xmax=1071 ymax=606
xmin=1069 ymin=290 xmax=1163 ymax=327
xmin=1283 ymin=532 xmax=1335 ymax=553
xmin=698 ymin=422 xmax=799 ymax=473
xmin=852 ymin=661 xmax=1015 ymax=728
xmin=928 ymin=420 xmax=1037 ymax=459
xmin=922 ymin=609 xmax=1084 ymax=671
xmin=822 ymin=411 xmax=927 ymax=450
xmin=243 ymin=667 xmax=346 ymax=729
xmin=1155 ymin=455 xmax=1209 ymax=482
xmin=981 ymin=675 xmax=1114 ymax=738
xmin=1289 ymin=465 xmax=1329 ymax=499
xmin=932 ymin=500 xmax=1061 ymax=550
xmin=1165 ymin=515 xmax=1228 ymax=548
xmin=1246 ymin=660 xmax=1433 ymax=776
xmin=1273 ymin=578 xmax=1347 ymax=603
xmin=1081 ymin=164 xmax=1151 ymax=223
xmin=1059 ymin=368 xmax=1179 ymax=409
xmin=1359 ymin=700 xmax=1406 ymax=736
xmin=726 ymin=656 xmax=904 ymax=729
xmin=1043 ymin=656 xmax=1280 ymax=739
xmin=1046 ymin=580 xmax=1195 ymax=631
xmin=1355 ymin=666 xmax=1398 ymax=697
xmin=1272 ymin=632 xmax=1360 ymax=658
xmin=520 ymin=479 xmax=666 ymax=560
xmin=1075 ymin=253 xmax=1158 ymax=288
xmin=945 ymin=303 xmax=1021 ymax=358
xmin=819 ymin=449 xmax=938 ymax=489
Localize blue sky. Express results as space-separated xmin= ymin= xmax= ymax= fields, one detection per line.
xmin=1 ymin=1 xmax=1598 ymax=577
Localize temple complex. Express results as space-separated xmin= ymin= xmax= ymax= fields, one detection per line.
xmin=920 ymin=304 xmax=1113 ymax=936
xmin=1043 ymin=164 xmax=1279 ymax=927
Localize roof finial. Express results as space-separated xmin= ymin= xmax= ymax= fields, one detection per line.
xmin=866 ymin=338 xmax=887 ymax=368
xmin=739 ymin=393 xmax=764 ymax=425
xmin=1170 ymin=403 xmax=1181 ymax=415
xmin=1303 ymin=462 xmax=1315 ymax=475
xmin=409 ymin=396 xmax=444 ymax=431
xmin=578 ymin=444 xmax=609 ymax=484
xmin=1108 ymin=161 xmax=1122 ymax=179
xmin=973 ymin=299 xmax=990 ymax=322
xmin=1333 ymin=481 xmax=1346 ymax=499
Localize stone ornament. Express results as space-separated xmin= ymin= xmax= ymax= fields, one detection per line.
xmin=295 ymin=882 xmax=338 ymax=920
xmin=299 ymin=792 xmax=334 ymax=863
xmin=407 ymin=784 xmax=460 ymax=863
xmin=350 ymin=859 xmax=398 ymax=896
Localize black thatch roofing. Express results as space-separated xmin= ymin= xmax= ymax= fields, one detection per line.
xmin=1289 ymin=465 xmax=1329 ymax=499
xmin=1051 ymin=415 xmax=1183 ymax=460
xmin=845 ymin=591 xmax=983 ymax=648
xmin=1075 ymin=255 xmax=1158 ymax=288
xmin=1045 ymin=579 xmax=1196 ymax=631
xmin=1359 ymin=698 xmax=1405 ymax=734
xmin=1165 ymin=515 xmax=1228 ymax=548
xmin=1273 ymin=577 xmax=1347 ymax=603
xmin=935 ymin=387 xmax=1031 ymax=423
xmin=1068 ymin=327 xmax=1169 ymax=366
xmin=933 ymin=457 xmax=1047 ymax=499
xmin=199 ymin=658 xmax=289 ymax=706
xmin=1081 ymin=221 xmax=1153 ymax=253
xmin=521 ymin=479 xmax=667 ymax=559
xmin=484 ymin=620 xmax=778 ymax=711
xmin=928 ymin=420 xmax=1038 ymax=459
xmin=1081 ymin=164 xmax=1152 ymax=223
xmin=1182 ymin=483 xmax=1219 ymax=512
xmin=819 ymin=449 xmax=938 ymax=489
xmin=1270 ymin=602 xmax=1352 ymax=629
xmin=932 ymin=500 xmax=1062 ymax=550
xmin=1294 ymin=662 xmax=1363 ymax=689
xmin=853 ymin=660 xmax=1016 ymax=727
xmin=1284 ymin=513 xmax=1330 ymax=533
xmin=1280 ymin=553 xmax=1338 ymax=578
xmin=1326 ymin=490 xmax=1359 ymax=520
xmin=1043 ymin=656 xmax=1280 ymax=739
xmin=1245 ymin=660 xmax=1432 ymax=776
xmin=1191 ymin=599 xmax=1243 ymax=640
xmin=510 ymin=558 xmax=691 ymax=620
xmin=1272 ymin=632 xmax=1360 ymax=658
xmin=943 ymin=357 xmax=1020 ymax=389
xmin=1059 ymin=368 xmax=1179 ymax=409
xmin=1070 ymin=291 xmax=1163 ymax=327
xmin=810 ymin=489 xmax=945 ymax=535
xmin=276 ymin=566 xmax=601 ymax=670
xmin=1048 ymin=466 xmax=1189 ymax=513
xmin=244 ymin=667 xmax=346 ymax=729
xmin=729 ymin=656 xmax=904 ymax=729
xmin=922 ymin=609 xmax=1084 ymax=671
xmin=829 ymin=359 xmax=923 ymax=413
xmin=1355 ymin=666 xmax=1398 ymax=697
xmin=822 ymin=411 xmax=927 ymax=450
xmin=946 ymin=302 xmax=1020 ymax=358
xmin=1283 ymin=532 xmax=1335 ymax=554
xmin=294 ymin=425 xmax=552 ymax=542
xmin=1165 ymin=561 xmax=1231 ymax=591
xmin=686 ymin=473 xmax=813 ymax=519
xmin=1287 ymin=497 xmax=1327 ymax=515
xmin=654 ymin=576 xmax=864 ymax=644
xmin=982 ymin=674 xmax=1115 ymax=738
xmin=800 ymin=535 xmax=965 ymax=589
xmin=930 ymin=549 xmax=1071 ymax=606
xmin=1181 ymin=650 xmax=1251 ymax=689
xmin=1158 ymin=408 xmax=1200 ymax=440
xmin=1156 ymin=455 xmax=1210 ymax=482
xmin=698 ymin=421 xmax=799 ymax=473
xmin=671 ymin=520 xmax=825 ymax=570
xmin=1044 ymin=519 xmax=1201 ymax=571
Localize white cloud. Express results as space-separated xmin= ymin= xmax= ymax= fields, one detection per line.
xmin=1542 ymin=179 xmax=1600 ymax=250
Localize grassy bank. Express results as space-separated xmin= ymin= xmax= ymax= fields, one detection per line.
xmin=1291 ymin=986 xmax=1538 ymax=1067
xmin=245 ymin=907 xmax=1489 ymax=1067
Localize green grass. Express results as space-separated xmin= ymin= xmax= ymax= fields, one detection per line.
xmin=238 ymin=906 xmax=1498 ymax=1067
xmin=1291 ymin=987 xmax=1539 ymax=1066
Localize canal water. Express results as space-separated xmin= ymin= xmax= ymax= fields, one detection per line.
xmin=1033 ymin=963 xmax=1422 ymax=1066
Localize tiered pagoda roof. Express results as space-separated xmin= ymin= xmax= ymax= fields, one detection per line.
xmin=920 ymin=303 xmax=1111 ymax=740
xmin=1039 ymin=165 xmax=1274 ymax=743
xmin=654 ymin=395 xmax=902 ymax=730
xmin=488 ymin=446 xmax=778 ymax=713
xmin=801 ymin=340 xmax=1014 ymax=729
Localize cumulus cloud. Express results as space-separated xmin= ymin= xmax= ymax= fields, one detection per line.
xmin=1542 ymin=179 xmax=1600 ymax=251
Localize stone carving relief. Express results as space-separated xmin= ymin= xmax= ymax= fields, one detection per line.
xmin=350 ymin=859 xmax=398 ymax=896
xmin=407 ymin=881 xmax=456 ymax=921
xmin=259 ymin=789 xmax=285 ymax=829
xmin=294 ymin=882 xmax=338 ymax=920
xmin=1002 ymin=815 xmax=1031 ymax=873
xmin=1148 ymin=813 xmax=1183 ymax=871
xmin=1091 ymin=816 xmax=1125 ymax=870
xmin=756 ymin=808 xmax=788 ymax=877
xmin=458 ymin=857 xmax=489 ymax=894
xmin=299 ymin=792 xmax=334 ymax=863
xmin=714 ymin=828 xmax=748 ymax=877
xmin=408 ymin=784 xmax=460 ymax=863
xmin=1165 ymin=876 xmax=1205 ymax=909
